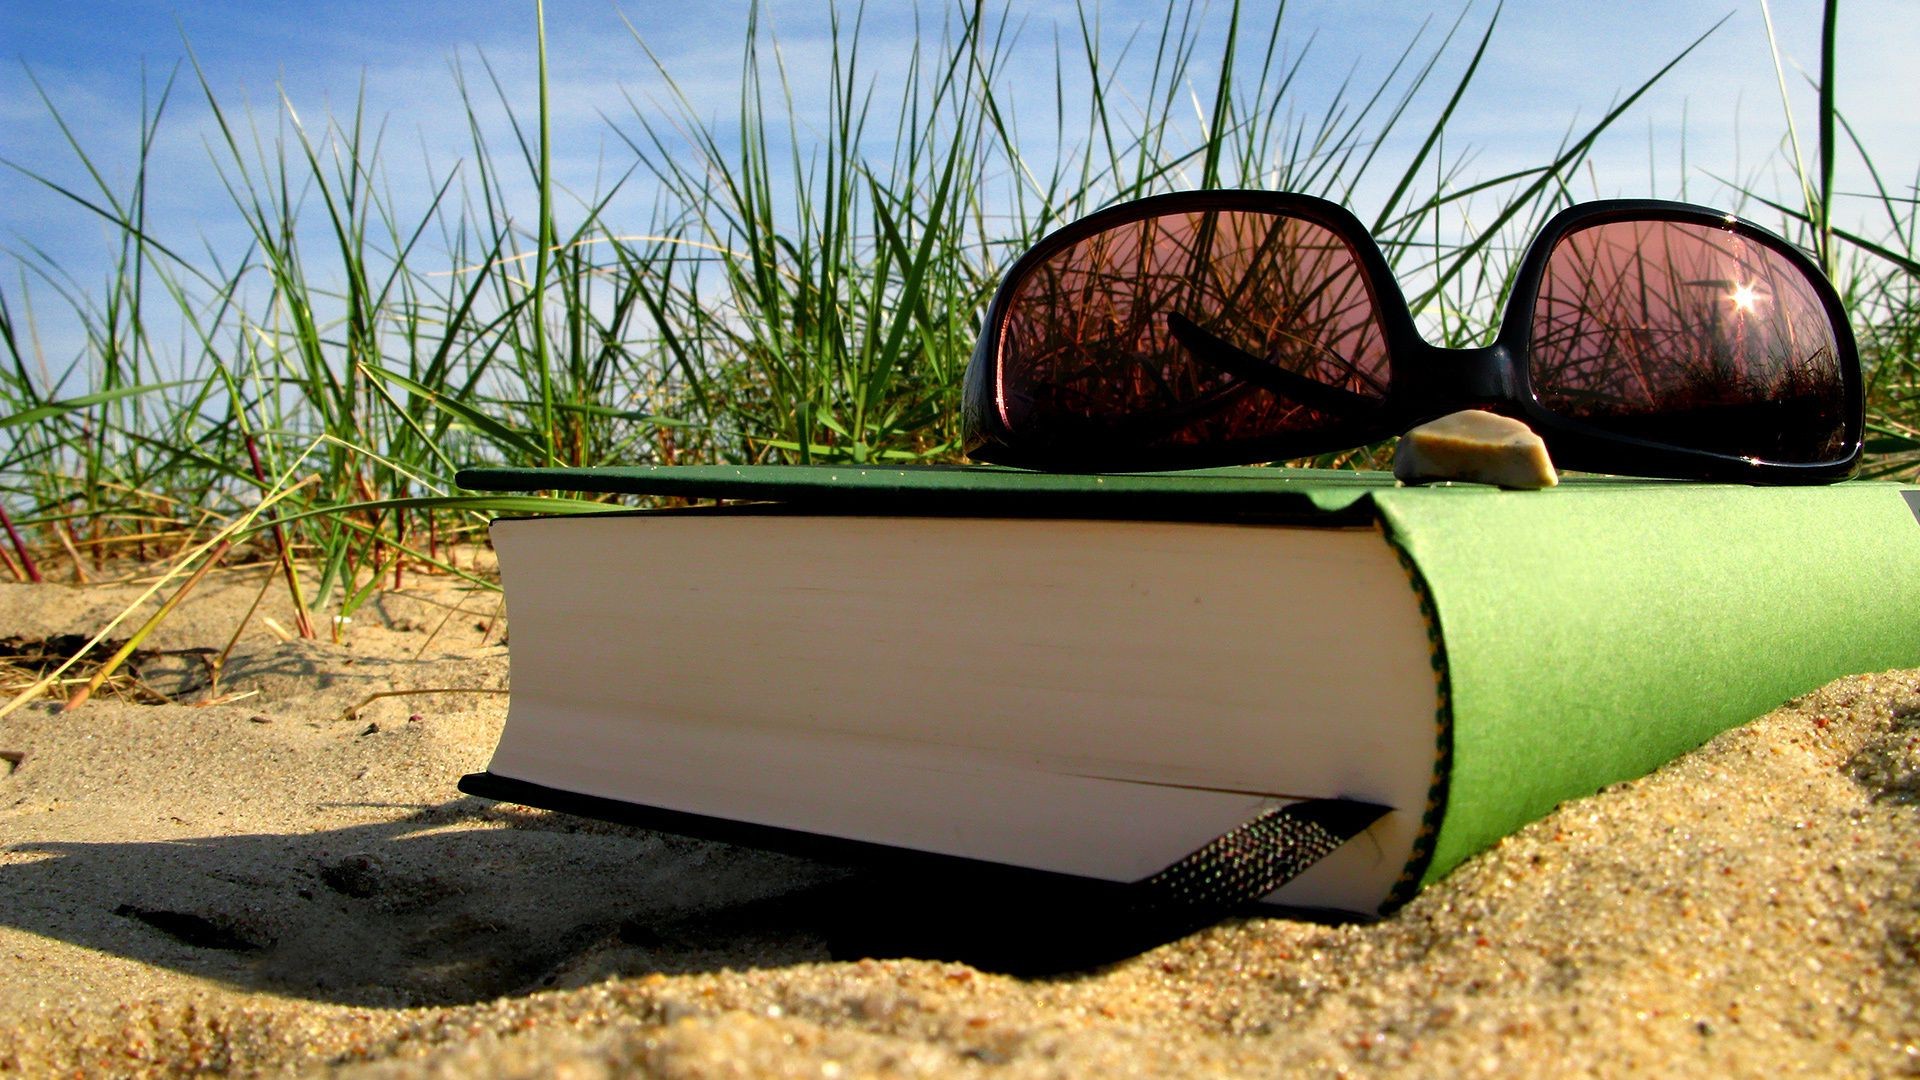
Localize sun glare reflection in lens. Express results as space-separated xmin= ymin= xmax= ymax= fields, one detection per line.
xmin=1729 ymin=282 xmax=1762 ymax=312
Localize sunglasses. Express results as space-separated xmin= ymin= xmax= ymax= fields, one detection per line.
xmin=962 ymin=192 xmax=1863 ymax=483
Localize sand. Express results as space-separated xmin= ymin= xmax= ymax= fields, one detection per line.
xmin=0 ymin=566 xmax=1916 ymax=1077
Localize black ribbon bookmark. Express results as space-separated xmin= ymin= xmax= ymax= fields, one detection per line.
xmin=1130 ymin=797 xmax=1392 ymax=918
xmin=830 ymin=797 xmax=1392 ymax=974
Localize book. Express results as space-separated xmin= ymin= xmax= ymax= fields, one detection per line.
xmin=454 ymin=465 xmax=1920 ymax=918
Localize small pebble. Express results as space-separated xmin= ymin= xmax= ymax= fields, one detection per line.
xmin=1392 ymin=409 xmax=1558 ymax=489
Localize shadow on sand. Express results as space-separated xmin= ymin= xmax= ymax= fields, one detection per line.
xmin=1 ymin=798 xmax=1253 ymax=1007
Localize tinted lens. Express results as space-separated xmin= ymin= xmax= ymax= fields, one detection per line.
xmin=1528 ymin=219 xmax=1849 ymax=463
xmin=992 ymin=209 xmax=1390 ymax=459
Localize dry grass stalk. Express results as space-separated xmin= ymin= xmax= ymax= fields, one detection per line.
xmin=0 ymin=637 xmax=172 ymax=706
xmin=62 ymin=538 xmax=231 ymax=712
xmin=0 ymin=471 xmax=317 ymax=722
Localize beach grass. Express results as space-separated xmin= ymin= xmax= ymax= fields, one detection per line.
xmin=0 ymin=0 xmax=1913 ymax=640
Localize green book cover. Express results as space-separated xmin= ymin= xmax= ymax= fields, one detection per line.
xmin=457 ymin=464 xmax=1920 ymax=895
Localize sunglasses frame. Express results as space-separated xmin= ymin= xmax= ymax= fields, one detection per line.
xmin=962 ymin=191 xmax=1864 ymax=482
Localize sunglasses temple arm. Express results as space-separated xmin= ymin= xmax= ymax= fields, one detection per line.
xmin=1166 ymin=312 xmax=1381 ymax=420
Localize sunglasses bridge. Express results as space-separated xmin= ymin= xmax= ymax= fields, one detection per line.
xmin=1384 ymin=343 xmax=1520 ymax=427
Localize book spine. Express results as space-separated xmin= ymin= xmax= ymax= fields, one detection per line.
xmin=1378 ymin=538 xmax=1454 ymax=911
xmin=1377 ymin=483 xmax=1920 ymax=885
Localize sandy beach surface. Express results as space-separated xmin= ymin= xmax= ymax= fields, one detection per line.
xmin=0 ymin=566 xmax=1916 ymax=1077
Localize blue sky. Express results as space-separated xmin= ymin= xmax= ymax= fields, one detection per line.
xmin=2 ymin=0 xmax=1914 ymax=371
